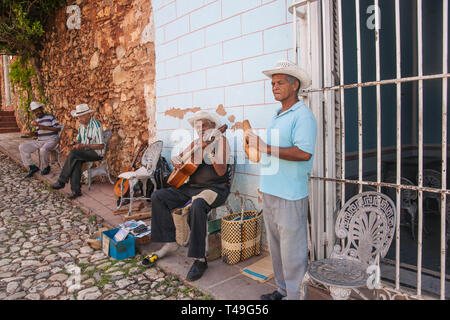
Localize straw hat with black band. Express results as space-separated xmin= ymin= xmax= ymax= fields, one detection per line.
xmin=187 ymin=111 xmax=221 ymax=128
xmin=262 ymin=60 xmax=312 ymax=91
xmin=71 ymin=104 xmax=95 ymax=117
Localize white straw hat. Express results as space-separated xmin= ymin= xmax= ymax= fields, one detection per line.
xmin=262 ymin=60 xmax=312 ymax=90
xmin=187 ymin=111 xmax=221 ymax=128
xmin=30 ymin=101 xmax=45 ymax=111
xmin=71 ymin=104 xmax=94 ymax=117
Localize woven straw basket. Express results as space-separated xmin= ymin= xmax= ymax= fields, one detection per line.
xmin=172 ymin=204 xmax=190 ymax=247
xmin=221 ymin=198 xmax=263 ymax=265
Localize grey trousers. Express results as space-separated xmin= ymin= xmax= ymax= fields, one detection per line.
xmin=262 ymin=193 xmax=309 ymax=300
xmin=19 ymin=139 xmax=58 ymax=168
xmin=58 ymin=148 xmax=102 ymax=193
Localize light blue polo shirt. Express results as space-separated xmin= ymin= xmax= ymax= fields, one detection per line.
xmin=260 ymin=100 xmax=317 ymax=201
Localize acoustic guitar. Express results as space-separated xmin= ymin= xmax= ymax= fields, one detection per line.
xmin=113 ymin=141 xmax=148 ymax=197
xmin=167 ymin=124 xmax=228 ymax=188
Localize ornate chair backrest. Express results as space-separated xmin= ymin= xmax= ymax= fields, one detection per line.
xmin=142 ymin=140 xmax=163 ymax=174
xmin=384 ymin=176 xmax=417 ymax=205
xmin=421 ymin=169 xmax=441 ymax=198
xmin=332 ymin=192 xmax=397 ymax=267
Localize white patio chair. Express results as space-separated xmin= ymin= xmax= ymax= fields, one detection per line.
xmin=420 ymin=169 xmax=442 ymax=213
xmin=116 ymin=140 xmax=163 ymax=215
xmin=301 ymin=192 xmax=397 ymax=300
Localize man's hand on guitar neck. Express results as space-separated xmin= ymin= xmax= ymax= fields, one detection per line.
xmin=171 ymin=155 xmax=184 ymax=170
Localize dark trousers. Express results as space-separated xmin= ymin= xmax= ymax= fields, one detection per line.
xmin=58 ymin=149 xmax=102 ymax=192
xmin=151 ymin=183 xmax=230 ymax=258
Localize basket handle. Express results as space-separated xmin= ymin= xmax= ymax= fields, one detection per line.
xmin=239 ymin=196 xmax=246 ymax=223
xmin=244 ymin=198 xmax=257 ymax=212
xmin=225 ymin=194 xmax=244 ymax=215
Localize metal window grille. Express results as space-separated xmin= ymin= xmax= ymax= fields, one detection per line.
xmin=290 ymin=0 xmax=449 ymax=300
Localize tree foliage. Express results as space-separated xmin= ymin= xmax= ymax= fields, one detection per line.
xmin=0 ymin=0 xmax=65 ymax=57
xmin=0 ymin=0 xmax=65 ymax=132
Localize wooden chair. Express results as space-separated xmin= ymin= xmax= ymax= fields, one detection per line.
xmin=301 ymin=191 xmax=396 ymax=300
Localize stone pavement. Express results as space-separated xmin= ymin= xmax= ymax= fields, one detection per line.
xmin=0 ymin=132 xmax=328 ymax=300
xmin=0 ymin=152 xmax=210 ymax=300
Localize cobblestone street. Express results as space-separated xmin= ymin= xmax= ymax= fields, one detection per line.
xmin=0 ymin=153 xmax=210 ymax=300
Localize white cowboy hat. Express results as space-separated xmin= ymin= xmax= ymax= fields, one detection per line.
xmin=262 ymin=60 xmax=312 ymax=90
xmin=187 ymin=111 xmax=221 ymax=128
xmin=71 ymin=104 xmax=94 ymax=117
xmin=30 ymin=101 xmax=45 ymax=111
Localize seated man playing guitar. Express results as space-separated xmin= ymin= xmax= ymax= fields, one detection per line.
xmin=143 ymin=111 xmax=231 ymax=282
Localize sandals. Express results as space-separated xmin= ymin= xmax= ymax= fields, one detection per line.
xmin=142 ymin=253 xmax=159 ymax=267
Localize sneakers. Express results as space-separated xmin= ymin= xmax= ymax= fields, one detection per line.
xmin=186 ymin=259 xmax=208 ymax=281
xmin=25 ymin=165 xmax=39 ymax=178
xmin=40 ymin=166 xmax=50 ymax=175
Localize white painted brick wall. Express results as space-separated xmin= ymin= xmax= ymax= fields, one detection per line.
xmin=152 ymin=0 xmax=295 ymax=211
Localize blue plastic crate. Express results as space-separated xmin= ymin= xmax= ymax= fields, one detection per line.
xmin=102 ymin=228 xmax=135 ymax=260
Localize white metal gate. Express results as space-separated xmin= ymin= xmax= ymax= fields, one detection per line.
xmin=290 ymin=0 xmax=449 ymax=300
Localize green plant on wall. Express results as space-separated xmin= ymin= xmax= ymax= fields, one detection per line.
xmin=9 ymin=56 xmax=37 ymax=133
xmin=0 ymin=0 xmax=66 ymax=130
xmin=0 ymin=1 xmax=65 ymax=86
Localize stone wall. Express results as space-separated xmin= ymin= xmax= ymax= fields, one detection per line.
xmin=28 ymin=0 xmax=156 ymax=176
xmin=0 ymin=57 xmax=4 ymax=110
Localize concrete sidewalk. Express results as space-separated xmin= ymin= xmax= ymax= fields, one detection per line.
xmin=0 ymin=132 xmax=329 ymax=300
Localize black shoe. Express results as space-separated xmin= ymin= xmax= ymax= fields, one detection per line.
xmin=261 ymin=290 xmax=286 ymax=300
xmin=40 ymin=166 xmax=50 ymax=175
xmin=50 ymin=181 xmax=65 ymax=190
xmin=25 ymin=165 xmax=39 ymax=178
xmin=186 ymin=260 xmax=208 ymax=281
xmin=67 ymin=190 xmax=82 ymax=200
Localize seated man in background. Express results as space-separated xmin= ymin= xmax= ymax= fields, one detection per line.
xmin=143 ymin=111 xmax=231 ymax=282
xmin=50 ymin=103 xmax=104 ymax=200
xmin=19 ymin=101 xmax=61 ymax=178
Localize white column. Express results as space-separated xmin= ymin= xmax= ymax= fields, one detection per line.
xmin=2 ymin=55 xmax=12 ymax=107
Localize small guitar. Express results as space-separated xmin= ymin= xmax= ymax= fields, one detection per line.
xmin=113 ymin=141 xmax=148 ymax=197
xmin=243 ymin=120 xmax=261 ymax=163
xmin=167 ymin=124 xmax=228 ymax=188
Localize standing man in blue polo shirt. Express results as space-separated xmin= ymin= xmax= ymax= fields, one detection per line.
xmin=245 ymin=60 xmax=317 ymax=300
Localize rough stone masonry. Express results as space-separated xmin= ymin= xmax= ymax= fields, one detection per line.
xmin=13 ymin=0 xmax=157 ymax=177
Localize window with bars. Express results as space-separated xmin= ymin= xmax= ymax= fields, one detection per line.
xmin=290 ymin=0 xmax=449 ymax=300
